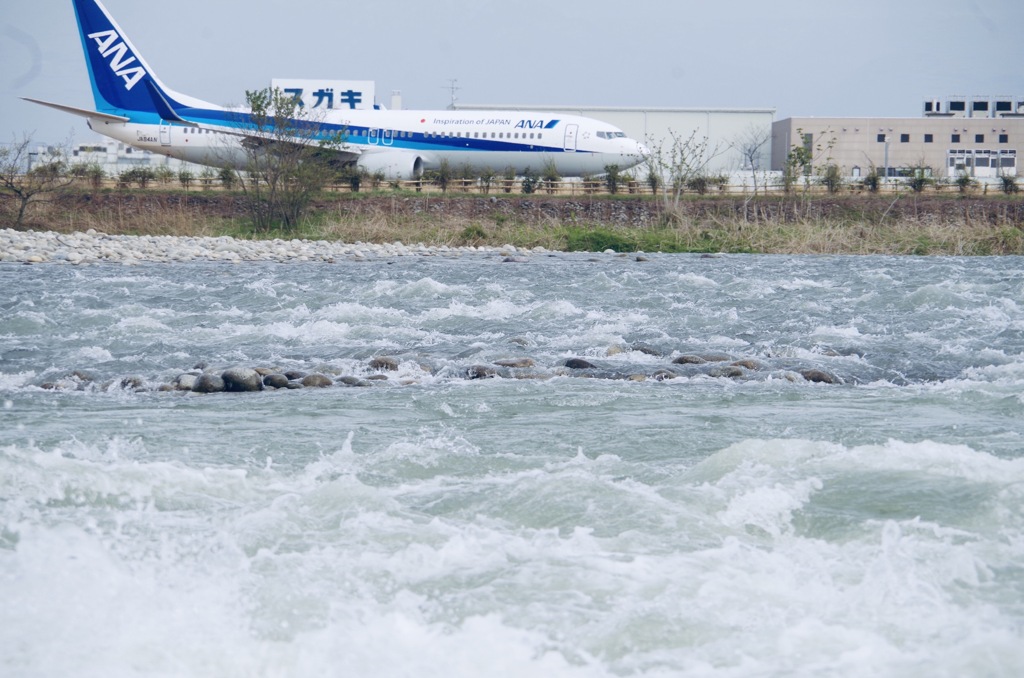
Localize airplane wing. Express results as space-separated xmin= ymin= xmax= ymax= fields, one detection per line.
xmin=210 ymin=124 xmax=362 ymax=165
xmin=235 ymin=133 xmax=362 ymax=164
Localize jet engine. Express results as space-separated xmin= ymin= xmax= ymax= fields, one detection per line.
xmin=356 ymin=152 xmax=425 ymax=180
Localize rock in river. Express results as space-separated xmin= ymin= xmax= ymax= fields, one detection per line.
xmin=301 ymin=374 xmax=334 ymax=388
xmin=800 ymin=369 xmax=840 ymax=384
xmin=192 ymin=373 xmax=226 ymax=393
xmin=222 ymin=367 xmax=264 ymax=392
xmin=263 ymin=373 xmax=290 ymax=389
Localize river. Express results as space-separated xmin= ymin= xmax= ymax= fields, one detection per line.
xmin=2 ymin=252 xmax=1023 ymax=676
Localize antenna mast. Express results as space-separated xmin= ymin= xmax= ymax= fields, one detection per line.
xmin=443 ymin=79 xmax=461 ymax=109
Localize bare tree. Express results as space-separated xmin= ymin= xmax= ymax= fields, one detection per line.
xmin=0 ymin=134 xmax=76 ymax=227
xmin=232 ymin=88 xmax=345 ymax=232
xmin=643 ymin=128 xmax=724 ymax=223
xmin=782 ymin=126 xmax=839 ymax=194
xmin=731 ymin=124 xmax=771 ymax=196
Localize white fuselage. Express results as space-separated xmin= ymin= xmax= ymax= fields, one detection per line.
xmin=87 ymin=107 xmax=648 ymax=180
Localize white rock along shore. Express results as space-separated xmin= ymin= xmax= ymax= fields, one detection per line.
xmin=0 ymin=228 xmax=546 ymax=264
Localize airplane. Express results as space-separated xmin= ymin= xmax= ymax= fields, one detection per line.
xmin=23 ymin=0 xmax=649 ymax=181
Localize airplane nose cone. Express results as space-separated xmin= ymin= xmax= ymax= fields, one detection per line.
xmin=620 ymin=140 xmax=650 ymax=169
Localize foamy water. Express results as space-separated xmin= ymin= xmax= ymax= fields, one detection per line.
xmin=2 ymin=252 xmax=1023 ymax=676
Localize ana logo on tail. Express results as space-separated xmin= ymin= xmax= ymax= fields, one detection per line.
xmin=87 ymin=29 xmax=146 ymax=91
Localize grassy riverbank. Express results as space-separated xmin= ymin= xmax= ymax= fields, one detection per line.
xmin=6 ymin=188 xmax=1024 ymax=255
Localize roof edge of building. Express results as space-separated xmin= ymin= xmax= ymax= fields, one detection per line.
xmin=454 ymin=103 xmax=776 ymax=115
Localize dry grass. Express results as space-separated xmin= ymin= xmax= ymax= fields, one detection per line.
xmin=4 ymin=190 xmax=1023 ymax=255
xmin=311 ymin=204 xmax=571 ymax=251
xmin=12 ymin=198 xmax=225 ymax=238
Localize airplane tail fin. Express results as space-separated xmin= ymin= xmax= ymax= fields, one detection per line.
xmin=71 ymin=0 xmax=216 ymax=117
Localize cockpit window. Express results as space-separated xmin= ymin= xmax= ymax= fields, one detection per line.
xmin=597 ymin=131 xmax=627 ymax=139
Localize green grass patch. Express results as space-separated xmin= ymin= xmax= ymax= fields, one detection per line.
xmin=565 ymin=227 xmax=637 ymax=253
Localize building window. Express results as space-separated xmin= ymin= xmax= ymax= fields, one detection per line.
xmin=950 ymin=101 xmax=966 ymax=112
xmin=1000 ymin=134 xmax=1009 ymax=143
xmin=951 ymin=134 xmax=961 ymax=143
xmin=900 ymin=133 xmax=910 ymax=143
xmin=975 ymin=134 xmax=985 ymax=143
xmin=973 ymin=101 xmax=989 ymax=113
xmin=924 ymin=134 xmax=933 ymax=143
xmin=877 ymin=133 xmax=886 ymax=143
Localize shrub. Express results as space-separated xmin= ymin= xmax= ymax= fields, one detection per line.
xmin=907 ymin=172 xmax=931 ymax=193
xmin=120 ymin=166 xmax=156 ymax=188
xmin=199 ymin=167 xmax=216 ymax=190
xmin=954 ymin=172 xmax=976 ymax=193
xmin=542 ymin=159 xmax=561 ymax=194
xmin=862 ymin=169 xmax=881 ymax=193
xmin=154 ymin=166 xmax=176 ymax=184
xmin=520 ymin=167 xmax=538 ymax=194
xmin=645 ymin=169 xmax=661 ymax=195
xmin=429 ymin=158 xmax=452 ymax=192
xmin=70 ymin=163 xmax=106 ymax=188
xmin=604 ymin=164 xmax=621 ymax=195
xmin=686 ymin=175 xmax=711 ymax=195
xmin=218 ymin=167 xmax=236 ymax=189
xmin=820 ymin=164 xmax=843 ymax=193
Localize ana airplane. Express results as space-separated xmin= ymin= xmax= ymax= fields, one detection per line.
xmin=24 ymin=0 xmax=649 ymax=181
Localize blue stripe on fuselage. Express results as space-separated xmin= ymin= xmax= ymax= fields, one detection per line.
xmin=166 ymin=108 xmax=573 ymax=155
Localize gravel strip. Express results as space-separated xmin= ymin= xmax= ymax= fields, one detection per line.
xmin=0 ymin=228 xmax=545 ymax=264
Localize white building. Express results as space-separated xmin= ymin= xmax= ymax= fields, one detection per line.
xmin=65 ymin=138 xmax=207 ymax=176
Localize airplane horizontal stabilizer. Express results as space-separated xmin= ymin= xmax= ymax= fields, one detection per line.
xmin=21 ymin=97 xmax=130 ymax=123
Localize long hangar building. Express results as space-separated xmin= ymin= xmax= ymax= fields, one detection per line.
xmin=453 ymin=103 xmax=776 ymax=176
xmin=456 ymin=95 xmax=1022 ymax=182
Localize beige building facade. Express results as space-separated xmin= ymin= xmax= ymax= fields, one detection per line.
xmin=773 ymin=98 xmax=1023 ymax=180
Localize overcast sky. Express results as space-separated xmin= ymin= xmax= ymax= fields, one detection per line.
xmin=2 ymin=0 xmax=1022 ymax=143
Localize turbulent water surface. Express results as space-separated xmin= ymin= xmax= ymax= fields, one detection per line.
xmin=2 ymin=252 xmax=1023 ymax=677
